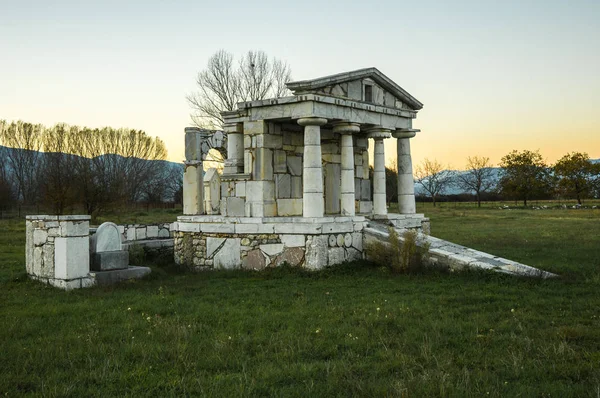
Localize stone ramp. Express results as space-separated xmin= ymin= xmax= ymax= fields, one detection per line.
xmin=364 ymin=222 xmax=558 ymax=279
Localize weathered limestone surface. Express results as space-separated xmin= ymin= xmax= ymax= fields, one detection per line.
xmin=363 ymin=221 xmax=557 ymax=279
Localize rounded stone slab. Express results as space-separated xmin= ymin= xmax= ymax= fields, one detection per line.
xmin=92 ymin=222 xmax=122 ymax=253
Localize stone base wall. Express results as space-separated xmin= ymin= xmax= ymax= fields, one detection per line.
xmin=173 ymin=216 xmax=366 ymax=271
xmin=90 ymin=223 xmax=173 ymax=242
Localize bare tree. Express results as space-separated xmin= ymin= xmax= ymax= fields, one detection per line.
xmin=414 ymin=158 xmax=454 ymax=207
xmin=0 ymin=121 xmax=43 ymax=204
xmin=455 ymin=156 xmax=497 ymax=207
xmin=187 ymin=49 xmax=292 ymax=129
xmin=39 ymin=124 xmax=78 ymax=214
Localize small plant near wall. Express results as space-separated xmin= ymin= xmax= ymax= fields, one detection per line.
xmin=367 ymin=228 xmax=430 ymax=273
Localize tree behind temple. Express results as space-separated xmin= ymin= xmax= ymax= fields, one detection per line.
xmin=187 ymin=49 xmax=292 ymax=129
xmin=499 ymin=150 xmax=551 ymax=206
xmin=455 ymin=156 xmax=497 ymax=207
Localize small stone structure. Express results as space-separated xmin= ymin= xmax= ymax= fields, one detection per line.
xmin=173 ymin=68 xmax=429 ymax=270
xmin=26 ymin=215 xmax=95 ymax=289
xmin=26 ymin=216 xmax=152 ymax=290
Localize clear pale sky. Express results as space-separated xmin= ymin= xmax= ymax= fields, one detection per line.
xmin=1 ymin=0 xmax=598 ymax=169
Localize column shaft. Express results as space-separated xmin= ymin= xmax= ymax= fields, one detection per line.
xmin=299 ymin=118 xmax=327 ymax=217
xmin=373 ymin=138 xmax=387 ymax=215
xmin=397 ymin=138 xmax=416 ymax=214
xmin=340 ymin=134 xmax=355 ymax=216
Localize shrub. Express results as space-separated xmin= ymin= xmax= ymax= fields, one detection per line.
xmin=366 ymin=228 xmax=430 ymax=273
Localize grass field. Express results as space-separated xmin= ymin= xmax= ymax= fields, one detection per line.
xmin=1 ymin=203 xmax=599 ymax=396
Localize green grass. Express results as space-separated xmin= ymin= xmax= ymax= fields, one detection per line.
xmin=1 ymin=204 xmax=599 ymax=397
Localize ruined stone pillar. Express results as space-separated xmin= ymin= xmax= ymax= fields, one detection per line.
xmin=298 ymin=117 xmax=327 ymax=217
xmin=333 ymin=122 xmax=360 ymax=216
xmin=183 ymin=127 xmax=205 ymax=215
xmin=183 ymin=160 xmax=204 ymax=215
xmin=367 ymin=128 xmax=392 ymax=216
xmin=393 ymin=129 xmax=418 ymax=214
xmin=223 ymin=122 xmax=244 ymax=174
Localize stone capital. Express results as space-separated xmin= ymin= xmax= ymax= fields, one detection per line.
xmin=366 ymin=127 xmax=392 ymax=139
xmin=223 ymin=122 xmax=243 ymax=134
xmin=297 ymin=117 xmax=327 ymax=127
xmin=332 ymin=122 xmax=360 ymax=135
xmin=392 ymin=128 xmax=420 ymax=139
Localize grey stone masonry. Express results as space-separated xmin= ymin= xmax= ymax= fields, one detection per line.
xmin=26 ymin=215 xmax=94 ymax=290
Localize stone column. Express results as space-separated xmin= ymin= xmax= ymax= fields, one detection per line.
xmin=333 ymin=122 xmax=360 ymax=216
xmin=298 ymin=117 xmax=327 ymax=217
xmin=223 ymin=122 xmax=244 ymax=174
xmin=393 ymin=129 xmax=418 ymax=214
xmin=367 ymin=128 xmax=392 ymax=216
xmin=183 ymin=160 xmax=204 ymax=215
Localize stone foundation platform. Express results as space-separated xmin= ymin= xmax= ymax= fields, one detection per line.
xmin=172 ymin=215 xmax=373 ymax=271
xmin=172 ymin=214 xmax=430 ymax=271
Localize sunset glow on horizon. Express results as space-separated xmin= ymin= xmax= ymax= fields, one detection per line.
xmin=1 ymin=0 xmax=598 ymax=169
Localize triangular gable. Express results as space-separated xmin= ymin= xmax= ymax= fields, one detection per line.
xmin=286 ymin=67 xmax=423 ymax=110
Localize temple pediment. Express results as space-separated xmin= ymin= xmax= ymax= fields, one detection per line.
xmin=286 ymin=67 xmax=423 ymax=111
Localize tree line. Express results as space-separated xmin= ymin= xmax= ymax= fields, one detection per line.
xmin=0 ymin=120 xmax=182 ymax=216
xmin=408 ymin=151 xmax=600 ymax=207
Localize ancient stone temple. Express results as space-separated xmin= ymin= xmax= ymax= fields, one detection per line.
xmin=172 ymin=67 xmax=429 ymax=270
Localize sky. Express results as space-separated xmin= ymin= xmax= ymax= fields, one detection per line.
xmin=1 ymin=0 xmax=599 ymax=169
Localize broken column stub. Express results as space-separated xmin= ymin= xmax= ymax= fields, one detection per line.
xmin=90 ymin=222 xmax=129 ymax=271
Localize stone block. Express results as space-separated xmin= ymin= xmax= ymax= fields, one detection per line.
xmin=352 ymin=232 xmax=363 ymax=251
xmin=276 ymin=174 xmax=291 ymax=199
xmin=305 ymin=235 xmax=328 ymax=270
xmin=361 ymin=179 xmax=371 ymax=200
xmin=346 ymin=247 xmax=362 ymax=262
xmin=214 ymin=238 xmax=241 ymax=269
xmin=277 ymin=199 xmax=303 ymax=216
xmin=325 ymin=163 xmax=341 ymax=214
xmin=354 ymin=153 xmax=363 ymax=166
xmin=136 ymin=227 xmax=147 ymax=240
xmin=202 ymin=223 xmax=235 ymax=233
xmin=256 ymin=134 xmax=283 ymax=149
xmin=226 ymin=197 xmax=245 ymax=217
xmin=235 ymin=181 xmax=246 ymax=197
xmin=252 ymin=148 xmax=273 ymax=181
xmin=242 ymin=249 xmax=266 ymax=270
xmin=54 ymin=236 xmax=89 ymax=280
xmin=126 ymin=228 xmax=136 ymax=241
xmin=344 ymin=233 xmax=352 ymax=247
xmin=60 ymin=221 xmax=88 ymax=237
xmin=244 ymin=120 xmax=267 ymax=135
xmin=321 ymin=143 xmax=339 ymax=154
xmin=206 ymin=237 xmax=225 ymax=258
xmin=275 ymin=223 xmax=321 ymax=234
xmin=359 ymin=201 xmax=373 ymax=214
xmin=273 ymin=247 xmax=305 ymax=267
xmin=274 ymin=150 xmax=287 ymax=173
xmin=41 ymin=243 xmax=55 ymax=277
xmin=33 ymin=229 xmax=47 ymax=246
xmin=322 ymin=154 xmax=341 ymax=163
xmin=291 ymin=176 xmax=302 ymax=198
xmin=287 ymin=156 xmax=302 ymax=176
xmin=280 ymin=235 xmax=305 ymax=248
xmin=337 ymin=234 xmax=344 ymax=247
xmin=322 ymin=223 xmax=354 ymax=234
xmin=92 ymin=222 xmax=121 ymax=253
xmin=260 ymin=243 xmax=284 ymax=257
xmin=91 ymin=266 xmax=151 ymax=286
xmin=246 ymin=181 xmax=275 ymax=202
xmin=328 ymin=247 xmax=345 ymax=266
xmin=158 ymin=228 xmax=170 ymax=238
xmin=92 ymin=251 xmax=129 ymax=271
xmin=354 ymin=178 xmax=361 ymax=198
xmin=291 ymin=132 xmax=303 ymax=146
xmin=185 ymin=130 xmax=201 ymax=161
